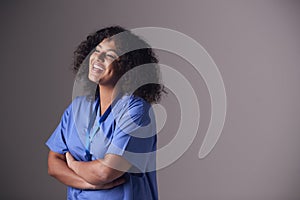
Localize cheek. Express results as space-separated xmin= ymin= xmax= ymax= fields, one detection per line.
xmin=89 ymin=54 xmax=96 ymax=64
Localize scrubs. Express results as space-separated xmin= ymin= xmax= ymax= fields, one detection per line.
xmin=46 ymin=94 xmax=158 ymax=200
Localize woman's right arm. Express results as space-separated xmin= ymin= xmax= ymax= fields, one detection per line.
xmin=47 ymin=150 xmax=125 ymax=190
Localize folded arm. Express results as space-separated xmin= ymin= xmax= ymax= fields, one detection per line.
xmin=48 ymin=151 xmax=125 ymax=189
xmin=66 ymin=152 xmax=132 ymax=185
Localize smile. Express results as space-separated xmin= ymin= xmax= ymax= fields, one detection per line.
xmin=91 ymin=63 xmax=105 ymax=73
xmin=93 ymin=64 xmax=104 ymax=70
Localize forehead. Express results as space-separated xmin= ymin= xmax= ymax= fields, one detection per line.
xmin=97 ymin=38 xmax=116 ymax=50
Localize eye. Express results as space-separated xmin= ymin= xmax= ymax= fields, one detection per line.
xmin=106 ymin=54 xmax=116 ymax=59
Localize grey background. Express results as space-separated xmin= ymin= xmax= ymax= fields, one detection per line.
xmin=1 ymin=0 xmax=300 ymax=199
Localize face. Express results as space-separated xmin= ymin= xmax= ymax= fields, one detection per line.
xmin=88 ymin=38 xmax=119 ymax=86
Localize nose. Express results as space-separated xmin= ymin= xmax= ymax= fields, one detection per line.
xmin=97 ymin=52 xmax=105 ymax=62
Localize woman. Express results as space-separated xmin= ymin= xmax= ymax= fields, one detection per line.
xmin=46 ymin=26 xmax=164 ymax=200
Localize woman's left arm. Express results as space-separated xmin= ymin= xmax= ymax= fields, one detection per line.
xmin=66 ymin=152 xmax=131 ymax=185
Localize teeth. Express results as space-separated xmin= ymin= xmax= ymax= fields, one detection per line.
xmin=93 ymin=64 xmax=104 ymax=70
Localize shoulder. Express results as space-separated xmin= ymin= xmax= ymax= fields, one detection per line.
xmin=69 ymin=95 xmax=94 ymax=110
xmin=113 ymin=95 xmax=152 ymax=126
xmin=71 ymin=95 xmax=92 ymax=106
xmin=62 ymin=95 xmax=94 ymax=118
xmin=114 ymin=95 xmax=150 ymax=115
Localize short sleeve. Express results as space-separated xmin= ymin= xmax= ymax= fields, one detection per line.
xmin=45 ymin=103 xmax=72 ymax=154
xmin=106 ymin=96 xmax=157 ymax=173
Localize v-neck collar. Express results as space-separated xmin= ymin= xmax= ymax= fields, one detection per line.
xmin=96 ymin=90 xmax=124 ymax=123
xmin=98 ymin=104 xmax=111 ymax=123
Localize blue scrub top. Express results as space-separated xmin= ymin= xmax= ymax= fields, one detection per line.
xmin=46 ymin=94 xmax=158 ymax=200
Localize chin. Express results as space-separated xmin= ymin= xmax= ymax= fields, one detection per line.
xmin=88 ymin=75 xmax=100 ymax=83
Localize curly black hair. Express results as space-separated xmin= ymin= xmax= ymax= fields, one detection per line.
xmin=73 ymin=26 xmax=165 ymax=104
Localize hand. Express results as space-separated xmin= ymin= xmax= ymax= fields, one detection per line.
xmin=65 ymin=152 xmax=126 ymax=190
xmin=65 ymin=152 xmax=75 ymax=170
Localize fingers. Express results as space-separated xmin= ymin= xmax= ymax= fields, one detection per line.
xmin=65 ymin=152 xmax=75 ymax=168
xmin=65 ymin=152 xmax=70 ymax=163
xmin=66 ymin=152 xmax=72 ymax=160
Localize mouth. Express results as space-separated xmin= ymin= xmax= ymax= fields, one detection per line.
xmin=91 ymin=63 xmax=105 ymax=73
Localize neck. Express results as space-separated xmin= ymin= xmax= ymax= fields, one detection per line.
xmin=98 ymin=85 xmax=114 ymax=115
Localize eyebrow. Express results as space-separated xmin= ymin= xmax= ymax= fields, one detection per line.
xmin=97 ymin=45 xmax=118 ymax=55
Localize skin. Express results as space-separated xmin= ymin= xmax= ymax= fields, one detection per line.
xmin=48 ymin=38 xmax=132 ymax=189
xmin=48 ymin=151 xmax=126 ymax=189
xmin=88 ymin=38 xmax=120 ymax=114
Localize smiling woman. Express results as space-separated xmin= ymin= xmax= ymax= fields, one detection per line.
xmin=88 ymin=38 xmax=119 ymax=85
xmin=45 ymin=26 xmax=165 ymax=200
